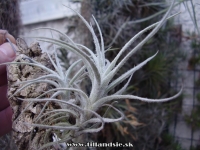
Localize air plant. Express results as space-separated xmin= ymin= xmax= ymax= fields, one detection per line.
xmin=3 ymin=1 xmax=182 ymax=149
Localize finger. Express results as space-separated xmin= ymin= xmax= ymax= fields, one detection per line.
xmin=0 ymin=106 xmax=12 ymax=136
xmin=0 ymin=30 xmax=16 ymax=45
xmin=0 ymin=85 xmax=10 ymax=111
xmin=0 ymin=42 xmax=17 ymax=75
xmin=0 ymin=71 xmax=7 ymax=86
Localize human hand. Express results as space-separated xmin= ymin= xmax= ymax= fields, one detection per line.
xmin=0 ymin=30 xmax=17 ymax=136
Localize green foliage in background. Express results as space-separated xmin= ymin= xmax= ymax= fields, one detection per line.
xmin=186 ymin=37 xmax=200 ymax=131
xmin=185 ymin=106 xmax=200 ymax=130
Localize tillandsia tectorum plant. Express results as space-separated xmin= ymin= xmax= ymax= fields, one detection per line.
xmin=3 ymin=1 xmax=182 ymax=149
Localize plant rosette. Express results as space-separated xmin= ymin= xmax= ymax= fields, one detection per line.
xmin=3 ymin=1 xmax=182 ymax=149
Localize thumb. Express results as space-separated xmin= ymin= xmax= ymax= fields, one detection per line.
xmin=0 ymin=42 xmax=16 ymax=59
xmin=0 ymin=43 xmax=17 ymax=75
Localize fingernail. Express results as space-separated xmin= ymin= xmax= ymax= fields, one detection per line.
xmin=1 ymin=45 xmax=16 ymax=58
xmin=0 ymin=30 xmax=8 ymax=44
xmin=6 ymin=38 xmax=17 ymax=53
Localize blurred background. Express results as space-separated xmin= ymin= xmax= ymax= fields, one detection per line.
xmin=0 ymin=0 xmax=200 ymax=150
